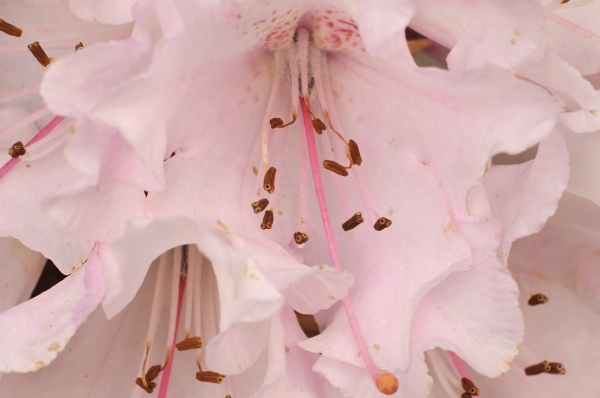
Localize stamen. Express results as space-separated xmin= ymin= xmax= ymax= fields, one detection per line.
xmin=182 ymin=245 xmax=195 ymax=340
xmin=373 ymin=217 xmax=392 ymax=231
xmin=460 ymin=393 xmax=472 ymax=398
xmin=27 ymin=41 xmax=51 ymax=67
xmin=461 ymin=377 xmax=480 ymax=396
xmin=294 ymin=231 xmax=309 ymax=245
xmin=449 ymin=352 xmax=479 ymax=396
xmin=260 ymin=210 xmax=274 ymax=230
xmin=0 ymin=106 xmax=50 ymax=137
xmin=75 ymin=42 xmax=84 ymax=51
xmin=259 ymin=52 xmax=285 ymax=171
xmin=263 ymin=166 xmax=276 ymax=194
xmin=301 ymin=99 xmax=397 ymax=393
xmin=546 ymin=12 xmax=600 ymax=46
xmin=251 ymin=198 xmax=269 ymax=214
xmin=548 ymin=362 xmax=566 ymax=374
xmin=323 ymin=159 xmax=349 ymax=176
xmin=0 ymin=82 xmax=41 ymax=104
xmin=0 ymin=19 xmax=22 ymax=37
xmin=0 ymin=115 xmax=66 ymax=181
xmin=297 ymin=28 xmax=310 ymax=104
xmin=342 ymin=212 xmax=364 ymax=231
xmin=157 ymin=263 xmax=185 ymax=398
xmin=525 ymin=360 xmax=551 ymax=375
xmin=528 ymin=293 xmax=549 ymax=306
xmin=426 ymin=350 xmax=463 ymax=397
xmin=193 ymin=253 xmax=203 ymax=368
xmin=196 ymin=371 xmax=226 ymax=384
xmin=135 ymin=377 xmax=156 ymax=393
xmin=348 ymin=140 xmax=362 ymax=166
xmin=8 ymin=141 xmax=26 ymax=158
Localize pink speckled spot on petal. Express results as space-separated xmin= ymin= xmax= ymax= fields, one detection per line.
xmin=312 ymin=8 xmax=366 ymax=54
xmin=254 ymin=8 xmax=301 ymax=49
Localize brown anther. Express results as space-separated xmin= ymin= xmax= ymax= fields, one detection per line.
xmin=323 ymin=160 xmax=349 ymax=176
xmin=196 ymin=371 xmax=226 ymax=384
xmin=263 ymin=167 xmax=276 ymax=194
xmin=0 ymin=19 xmax=23 ymax=37
xmin=135 ymin=377 xmax=156 ymax=393
xmin=548 ymin=362 xmax=566 ymax=375
xmin=251 ymin=198 xmax=269 ymax=214
xmin=261 ymin=210 xmax=274 ymax=230
xmin=528 ymin=293 xmax=549 ymax=306
xmin=312 ymin=118 xmax=326 ymax=135
xmin=270 ymin=118 xmax=284 ymax=128
xmin=460 ymin=394 xmax=472 ymax=398
xmin=226 ymin=396 xmax=232 ymax=398
xmin=75 ymin=42 xmax=84 ymax=51
xmin=560 ymin=0 xmax=570 ymax=3
xmin=376 ymin=373 xmax=399 ymax=395
xmin=342 ymin=212 xmax=364 ymax=231
xmin=374 ymin=217 xmax=392 ymax=231
xmin=525 ymin=360 xmax=551 ymax=376
xmin=8 ymin=141 xmax=26 ymax=158
xmin=407 ymin=38 xmax=433 ymax=54
xmin=175 ymin=336 xmax=203 ymax=351
xmin=145 ymin=364 xmax=163 ymax=382
xmin=348 ymin=139 xmax=362 ymax=166
xmin=461 ymin=377 xmax=480 ymax=396
xmin=294 ymin=232 xmax=309 ymax=245
xmin=27 ymin=41 xmax=51 ymax=67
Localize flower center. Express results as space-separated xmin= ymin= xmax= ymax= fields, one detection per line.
xmin=134 ymin=246 xmax=231 ymax=397
xmin=251 ymin=26 xmax=398 ymax=394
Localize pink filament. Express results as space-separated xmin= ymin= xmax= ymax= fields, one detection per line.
xmin=300 ymin=99 xmax=380 ymax=384
xmin=0 ymin=115 xmax=65 ymax=180
xmin=157 ymin=276 xmax=186 ymax=398
xmin=546 ymin=13 xmax=600 ymax=46
xmin=449 ymin=351 xmax=479 ymax=397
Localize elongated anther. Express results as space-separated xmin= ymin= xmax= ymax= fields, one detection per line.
xmin=376 ymin=373 xmax=399 ymax=395
xmin=270 ymin=116 xmax=296 ymax=129
xmin=196 ymin=371 xmax=226 ymax=384
xmin=373 ymin=217 xmax=392 ymax=231
xmin=323 ymin=160 xmax=349 ymax=176
xmin=461 ymin=377 xmax=480 ymax=396
xmin=525 ymin=360 xmax=551 ymax=375
xmin=312 ymin=118 xmax=326 ymax=135
xmin=135 ymin=377 xmax=156 ymax=393
xmin=342 ymin=212 xmax=364 ymax=231
xmin=460 ymin=394 xmax=472 ymax=398
xmin=75 ymin=42 xmax=84 ymax=51
xmin=548 ymin=362 xmax=566 ymax=374
xmin=8 ymin=141 xmax=26 ymax=158
xmin=263 ymin=166 xmax=276 ymax=194
xmin=294 ymin=232 xmax=309 ymax=245
xmin=175 ymin=336 xmax=202 ymax=351
xmin=528 ymin=293 xmax=549 ymax=306
xmin=0 ymin=19 xmax=23 ymax=37
xmin=261 ymin=210 xmax=274 ymax=230
xmin=349 ymin=139 xmax=362 ymax=166
xmin=251 ymin=198 xmax=269 ymax=214
xmin=28 ymin=41 xmax=51 ymax=67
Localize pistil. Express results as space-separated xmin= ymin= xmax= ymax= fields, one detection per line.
xmin=301 ymin=99 xmax=398 ymax=394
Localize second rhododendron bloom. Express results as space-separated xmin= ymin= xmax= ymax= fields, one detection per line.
xmin=37 ymin=0 xmax=563 ymax=396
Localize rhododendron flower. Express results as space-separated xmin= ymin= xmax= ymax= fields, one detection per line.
xmin=0 ymin=0 xmax=578 ymax=397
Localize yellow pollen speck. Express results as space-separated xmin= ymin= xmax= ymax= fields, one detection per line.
xmin=26 ymin=164 xmax=31 ymax=168
xmin=278 ymin=210 xmax=283 ymax=216
xmin=374 ymin=344 xmax=380 ymax=353
xmin=510 ymin=38 xmax=516 ymax=45
xmin=96 ymin=186 xmax=100 ymax=193
xmin=238 ymin=363 xmax=243 ymax=370
xmin=285 ymin=346 xmax=290 ymax=353
xmin=318 ymin=265 xmax=324 ymax=270
xmin=48 ymin=342 xmax=60 ymax=351
xmin=33 ymin=361 xmax=46 ymax=370
xmin=328 ymin=295 xmax=336 ymax=301
xmin=252 ymin=166 xmax=258 ymax=175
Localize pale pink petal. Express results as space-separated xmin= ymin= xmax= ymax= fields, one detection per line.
xmin=410 ymin=0 xmax=545 ymax=71
xmin=69 ymin=0 xmax=137 ymax=25
xmin=355 ymin=0 xmax=415 ymax=59
xmin=562 ymin=127 xmax=600 ymax=206
xmin=0 ymin=238 xmax=45 ymax=313
xmin=510 ymin=192 xmax=600 ymax=312
xmin=0 ymin=148 xmax=94 ymax=274
xmin=0 ymin=262 xmax=158 ymax=397
xmin=482 ymin=131 xmax=569 ymax=252
xmin=471 ymin=277 xmax=600 ymax=397
xmin=0 ymin=246 xmax=103 ymax=373
xmin=544 ymin=2 xmax=600 ymax=76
